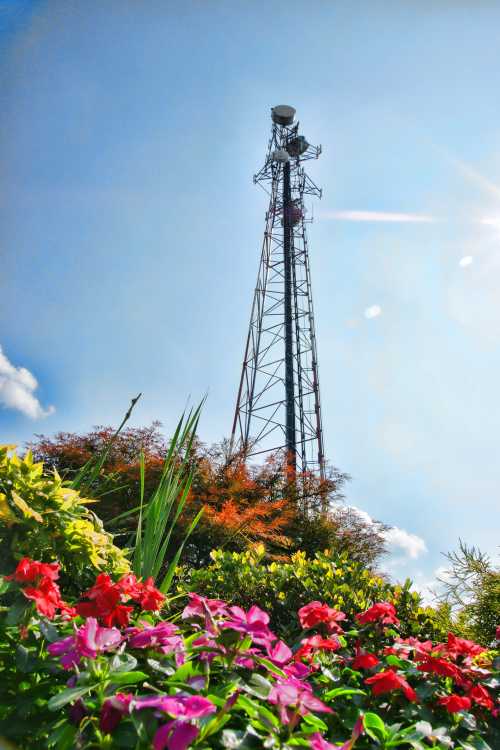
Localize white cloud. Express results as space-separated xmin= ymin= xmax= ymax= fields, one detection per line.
xmin=459 ymin=255 xmax=473 ymax=267
xmin=348 ymin=505 xmax=427 ymax=560
xmin=0 ymin=346 xmax=55 ymax=419
xmin=364 ymin=304 xmax=382 ymax=319
xmin=320 ymin=210 xmax=436 ymax=223
xmin=383 ymin=526 xmax=427 ymax=559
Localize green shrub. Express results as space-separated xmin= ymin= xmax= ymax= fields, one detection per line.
xmin=0 ymin=446 xmax=129 ymax=588
xmin=176 ymin=546 xmax=449 ymax=642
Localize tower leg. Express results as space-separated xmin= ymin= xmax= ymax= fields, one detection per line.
xmin=283 ymin=160 xmax=296 ymax=477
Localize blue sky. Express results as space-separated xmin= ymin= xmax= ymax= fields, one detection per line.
xmin=1 ymin=0 xmax=500 ymax=596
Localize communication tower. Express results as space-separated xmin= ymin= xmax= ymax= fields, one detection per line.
xmin=230 ymin=105 xmax=325 ymax=479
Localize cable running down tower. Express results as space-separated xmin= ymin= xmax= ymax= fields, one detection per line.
xmin=231 ymin=105 xmax=325 ymax=479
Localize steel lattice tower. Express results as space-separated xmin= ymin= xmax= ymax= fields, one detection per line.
xmin=231 ymin=105 xmax=325 ymax=479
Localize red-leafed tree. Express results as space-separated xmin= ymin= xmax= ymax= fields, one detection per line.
xmin=28 ymin=424 xmax=387 ymax=567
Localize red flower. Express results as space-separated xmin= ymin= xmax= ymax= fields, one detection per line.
xmin=298 ymin=601 xmax=346 ymax=633
xmin=356 ymin=602 xmax=400 ymax=626
xmin=417 ymin=656 xmax=464 ymax=683
xmin=295 ymin=635 xmax=341 ymax=662
xmin=6 ymin=557 xmax=60 ymax=583
xmin=76 ymin=572 xmax=164 ymax=626
xmin=395 ymin=637 xmax=434 ymax=658
xmin=365 ymin=669 xmax=417 ymax=701
xmin=136 ymin=577 xmax=165 ymax=611
xmin=468 ymin=684 xmax=494 ymax=711
xmin=23 ymin=577 xmax=64 ymax=619
xmin=438 ymin=694 xmax=471 ymax=713
xmin=445 ymin=632 xmax=486 ymax=658
xmin=353 ymin=652 xmax=379 ymax=670
xmin=116 ymin=574 xmax=143 ymax=599
xmin=76 ymin=574 xmax=132 ymax=627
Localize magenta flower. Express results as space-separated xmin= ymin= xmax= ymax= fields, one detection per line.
xmin=267 ymin=639 xmax=293 ymax=666
xmin=100 ymin=693 xmax=132 ymax=733
xmin=77 ymin=617 xmax=122 ymax=657
xmin=268 ymin=676 xmax=332 ymax=725
xmin=182 ymin=593 xmax=228 ymax=620
xmin=127 ymin=622 xmax=185 ymax=665
xmin=310 ymin=735 xmax=336 ymax=750
xmin=48 ymin=635 xmax=81 ymax=670
xmin=132 ymin=693 xmax=216 ymax=719
xmin=48 ymin=617 xmax=121 ymax=669
xmin=221 ymin=605 xmax=276 ymax=646
xmin=153 ymin=721 xmax=199 ymax=750
xmin=310 ymin=717 xmax=363 ymax=750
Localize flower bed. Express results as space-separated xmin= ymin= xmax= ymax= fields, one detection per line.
xmin=0 ymin=558 xmax=498 ymax=749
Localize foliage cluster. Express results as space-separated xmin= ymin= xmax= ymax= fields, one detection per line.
xmin=0 ymin=446 xmax=129 ymax=588
xmin=176 ymin=547 xmax=451 ymax=644
xmin=0 ymin=556 xmax=498 ymax=750
xmin=436 ymin=542 xmax=500 ymax=647
xmin=28 ymin=424 xmax=389 ymax=568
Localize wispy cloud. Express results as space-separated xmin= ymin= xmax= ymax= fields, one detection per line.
xmin=319 ymin=210 xmax=437 ymax=223
xmin=348 ymin=505 xmax=427 ymax=560
xmin=439 ymin=151 xmax=500 ymax=203
xmin=0 ymin=346 xmax=54 ymax=419
xmin=365 ymin=305 xmax=382 ymax=319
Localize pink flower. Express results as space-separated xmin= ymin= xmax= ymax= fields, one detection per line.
xmin=132 ymin=693 xmax=216 ymax=719
xmin=100 ymin=693 xmax=132 ymax=733
xmin=298 ymin=602 xmax=346 ymax=633
xmin=77 ymin=617 xmax=122 ymax=657
xmin=267 ymin=640 xmax=293 ymax=666
xmin=182 ymin=593 xmax=228 ymax=620
xmin=153 ymin=721 xmax=199 ymax=750
xmin=284 ymin=661 xmax=311 ymax=679
xmin=221 ymin=605 xmax=276 ymax=645
xmin=356 ymin=602 xmax=399 ymax=626
xmin=268 ymin=676 xmax=332 ymax=725
xmin=310 ymin=734 xmax=336 ymax=750
xmin=127 ymin=622 xmax=184 ymax=664
xmin=310 ymin=717 xmax=363 ymax=750
xmin=48 ymin=617 xmax=122 ymax=669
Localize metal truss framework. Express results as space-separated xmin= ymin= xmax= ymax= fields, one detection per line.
xmin=231 ymin=109 xmax=326 ymax=479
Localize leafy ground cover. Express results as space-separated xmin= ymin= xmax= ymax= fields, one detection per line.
xmin=176 ymin=548 xmax=451 ymax=644
xmin=0 ymin=556 xmax=498 ymax=749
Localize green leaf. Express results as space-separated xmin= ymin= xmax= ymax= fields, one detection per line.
xmin=385 ymin=654 xmax=408 ymax=669
xmin=244 ymin=673 xmax=272 ymax=699
xmin=0 ymin=576 xmax=12 ymax=595
xmin=39 ymin=619 xmax=61 ymax=643
xmin=47 ymin=723 xmax=77 ymax=749
xmin=254 ymin=656 xmax=286 ymax=677
xmin=459 ymin=739 xmax=493 ymax=750
xmin=48 ymin=685 xmax=94 ymax=711
xmin=301 ymin=712 xmax=328 ymax=731
xmin=15 ymin=644 xmax=35 ymax=673
xmin=109 ymin=670 xmax=148 ymax=685
xmin=324 ymin=687 xmax=366 ymax=699
xmin=363 ymin=712 xmax=388 ymax=743
xmin=110 ymin=652 xmax=138 ymax=672
xmin=6 ymin=598 xmax=30 ymax=625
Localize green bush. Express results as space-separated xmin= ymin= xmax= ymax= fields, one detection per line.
xmin=176 ymin=546 xmax=449 ymax=642
xmin=0 ymin=446 xmax=129 ymax=588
